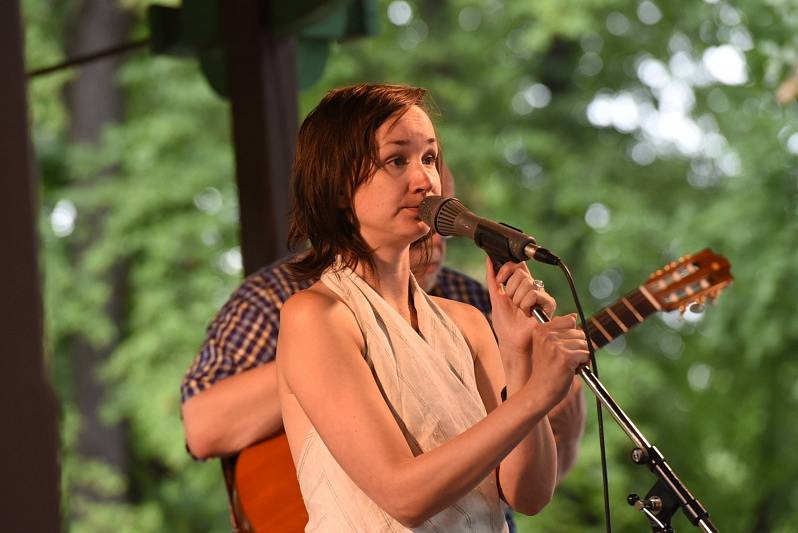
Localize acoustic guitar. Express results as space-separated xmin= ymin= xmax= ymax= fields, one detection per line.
xmin=228 ymin=248 xmax=732 ymax=532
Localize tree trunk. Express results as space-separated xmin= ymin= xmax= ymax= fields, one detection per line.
xmin=62 ymin=0 xmax=134 ymax=510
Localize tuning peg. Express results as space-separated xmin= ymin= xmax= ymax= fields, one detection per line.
xmin=688 ymin=302 xmax=705 ymax=313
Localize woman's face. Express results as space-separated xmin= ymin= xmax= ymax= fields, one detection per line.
xmin=352 ymin=105 xmax=441 ymax=249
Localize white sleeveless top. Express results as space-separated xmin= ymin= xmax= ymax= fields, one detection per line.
xmin=294 ymin=266 xmax=508 ymax=532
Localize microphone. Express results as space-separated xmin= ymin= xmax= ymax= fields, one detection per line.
xmin=418 ymin=196 xmax=560 ymax=266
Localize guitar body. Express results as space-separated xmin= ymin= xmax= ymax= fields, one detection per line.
xmin=235 ymin=432 xmax=308 ymax=532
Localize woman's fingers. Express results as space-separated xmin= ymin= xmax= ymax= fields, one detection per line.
xmin=511 ymin=280 xmax=534 ymax=310
xmin=485 ymin=257 xmax=510 ymax=310
xmin=498 ymin=265 xmax=556 ymax=315
xmin=485 ymin=257 xmax=500 ymax=293
xmin=548 ymin=313 xmax=578 ymax=329
xmin=553 ymin=326 xmax=587 ymax=340
xmin=495 ymin=260 xmax=533 ymax=284
xmin=491 ymin=261 xmax=564 ymax=327
xmin=513 ymin=286 xmax=557 ymax=316
xmin=559 ymin=338 xmax=590 ymax=351
xmin=494 ymin=261 xmax=517 ymax=285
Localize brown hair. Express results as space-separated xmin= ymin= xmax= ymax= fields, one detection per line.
xmin=287 ymin=84 xmax=440 ymax=281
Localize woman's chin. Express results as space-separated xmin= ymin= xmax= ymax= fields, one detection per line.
xmin=402 ymin=222 xmax=432 ymax=242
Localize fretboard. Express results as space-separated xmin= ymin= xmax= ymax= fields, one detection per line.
xmin=584 ymin=287 xmax=659 ymax=349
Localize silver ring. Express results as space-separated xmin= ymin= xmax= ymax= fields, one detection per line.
xmin=533 ymin=279 xmax=545 ymax=291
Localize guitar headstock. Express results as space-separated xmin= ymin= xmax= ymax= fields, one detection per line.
xmin=645 ymin=248 xmax=733 ymax=313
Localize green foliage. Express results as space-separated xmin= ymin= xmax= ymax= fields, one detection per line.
xmin=25 ymin=0 xmax=798 ymax=531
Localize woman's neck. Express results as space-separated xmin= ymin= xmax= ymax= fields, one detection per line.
xmin=355 ymin=247 xmax=416 ymax=326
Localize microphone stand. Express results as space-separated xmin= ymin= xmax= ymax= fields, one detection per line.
xmin=530 ymin=308 xmax=718 ymax=533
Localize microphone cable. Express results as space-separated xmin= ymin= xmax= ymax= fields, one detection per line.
xmin=555 ymin=259 xmax=613 ymax=533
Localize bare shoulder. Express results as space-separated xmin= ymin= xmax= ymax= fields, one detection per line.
xmin=282 ymin=280 xmax=355 ymax=321
xmin=430 ymin=295 xmax=485 ymax=326
xmin=282 ymin=280 xmax=341 ymax=316
xmin=280 ymin=281 xmax=364 ymax=353
xmin=429 ymin=296 xmax=493 ymax=350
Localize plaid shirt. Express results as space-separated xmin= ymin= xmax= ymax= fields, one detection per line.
xmin=181 ymin=260 xmax=491 ymax=403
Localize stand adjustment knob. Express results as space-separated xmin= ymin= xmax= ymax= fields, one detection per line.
xmin=627 ymin=493 xmax=663 ymax=514
xmin=631 ymin=447 xmax=649 ymax=464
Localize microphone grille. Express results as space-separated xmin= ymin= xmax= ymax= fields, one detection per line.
xmin=433 ymin=197 xmax=467 ymax=236
xmin=418 ymin=196 xmax=443 ymax=229
xmin=418 ymin=195 xmax=443 ymax=229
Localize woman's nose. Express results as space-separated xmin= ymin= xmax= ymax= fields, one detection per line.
xmin=411 ymin=161 xmax=436 ymax=193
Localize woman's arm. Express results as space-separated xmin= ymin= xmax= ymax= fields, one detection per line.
xmin=463 ymin=259 xmax=589 ymax=511
xmin=444 ymin=261 xmax=587 ymax=513
xmin=278 ymin=284 xmax=587 ymax=527
xmin=444 ymin=298 xmax=555 ymax=514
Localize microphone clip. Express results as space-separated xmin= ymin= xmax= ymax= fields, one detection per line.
xmin=475 ymin=220 xmax=560 ymax=270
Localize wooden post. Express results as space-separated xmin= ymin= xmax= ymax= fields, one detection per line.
xmin=222 ymin=0 xmax=298 ymax=275
xmin=0 ymin=1 xmax=61 ymax=530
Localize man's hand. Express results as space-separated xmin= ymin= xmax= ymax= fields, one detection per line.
xmin=547 ymin=376 xmax=587 ymax=481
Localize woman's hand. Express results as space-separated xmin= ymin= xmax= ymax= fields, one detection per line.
xmin=486 ymin=258 xmax=555 ymax=356
xmin=486 ymin=258 xmax=589 ymax=408
xmin=526 ymin=314 xmax=590 ymax=409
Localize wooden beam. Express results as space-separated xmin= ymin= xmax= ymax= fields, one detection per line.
xmin=0 ymin=1 xmax=61 ymax=530
xmin=222 ymin=0 xmax=298 ymax=275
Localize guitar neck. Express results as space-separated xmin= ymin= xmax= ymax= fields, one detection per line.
xmin=584 ymin=287 xmax=660 ymax=350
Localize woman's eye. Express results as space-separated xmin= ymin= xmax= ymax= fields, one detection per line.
xmin=389 ymin=157 xmax=407 ymax=167
xmin=423 ymin=154 xmax=438 ymax=165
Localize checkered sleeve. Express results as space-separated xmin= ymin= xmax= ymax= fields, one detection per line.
xmin=432 ymin=266 xmax=492 ymax=319
xmin=180 ymin=260 xmax=313 ymax=404
xmin=180 ymin=282 xmax=284 ymax=405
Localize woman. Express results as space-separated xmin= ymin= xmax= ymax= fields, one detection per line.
xmin=277 ymin=84 xmax=589 ymax=532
